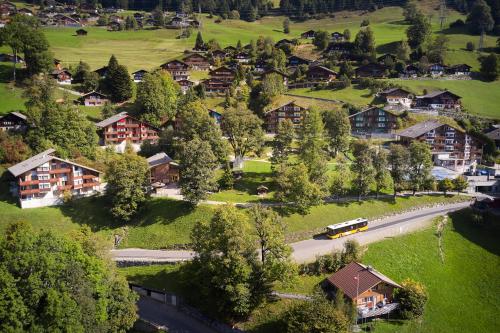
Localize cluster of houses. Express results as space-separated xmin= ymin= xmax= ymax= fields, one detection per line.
xmin=379 ymin=88 xmax=462 ymax=111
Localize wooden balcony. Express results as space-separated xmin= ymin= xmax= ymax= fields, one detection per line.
xmin=82 ymin=182 xmax=99 ymax=188
xmin=50 ymin=168 xmax=72 ymax=174
xmin=124 ymin=123 xmax=140 ymax=128
xmin=82 ymin=174 xmax=97 ymax=179
xmin=20 ymin=188 xmax=40 ymax=195
xmin=19 ymin=179 xmax=39 ymax=186
xmin=57 ymin=185 xmax=73 ymax=191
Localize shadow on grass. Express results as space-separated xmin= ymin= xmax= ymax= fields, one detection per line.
xmin=376 ymin=41 xmax=400 ymax=55
xmin=122 ymin=264 xmax=184 ymax=294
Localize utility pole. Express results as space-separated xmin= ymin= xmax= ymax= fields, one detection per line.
xmin=479 ymin=29 xmax=485 ymax=51
xmin=439 ymin=0 xmax=447 ymax=30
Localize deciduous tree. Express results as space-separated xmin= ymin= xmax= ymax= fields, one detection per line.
xmin=299 ymin=107 xmax=328 ymax=186
xmin=313 ymin=30 xmax=329 ymax=50
xmin=466 ymin=0 xmax=495 ymax=34
xmin=389 ymin=144 xmax=410 ymax=198
xmin=372 ymin=148 xmax=389 ymax=198
xmin=408 ymin=141 xmax=433 ymax=195
xmin=453 ymin=175 xmax=468 ymax=193
xmin=270 ymin=119 xmax=294 ymax=169
xmin=323 ymin=109 xmax=351 ymax=157
xmin=438 ymin=178 xmax=454 ymax=195
xmin=406 ymin=12 xmax=431 ymax=50
xmin=351 ymin=141 xmax=375 ymax=201
xmin=479 ymin=53 xmax=499 ymax=81
xmin=396 ymin=279 xmax=428 ymax=319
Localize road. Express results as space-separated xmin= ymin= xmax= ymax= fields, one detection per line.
xmin=137 ymin=296 xmax=218 ymax=333
xmin=111 ymin=201 xmax=471 ymax=264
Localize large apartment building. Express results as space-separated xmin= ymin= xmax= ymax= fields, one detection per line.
xmin=96 ymin=112 xmax=160 ymax=148
xmin=349 ymin=107 xmax=400 ymax=135
xmin=8 ymin=149 xmax=101 ymax=208
xmin=265 ymin=101 xmax=306 ymax=133
xmin=398 ymin=120 xmax=483 ymax=173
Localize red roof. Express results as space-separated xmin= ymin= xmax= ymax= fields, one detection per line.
xmin=326 ymin=262 xmax=401 ymax=300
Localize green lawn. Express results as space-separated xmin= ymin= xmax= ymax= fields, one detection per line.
xmin=0 ymin=62 xmax=26 ymax=115
xmin=118 ymin=264 xmax=184 ymax=293
xmin=289 ymin=85 xmax=374 ymax=107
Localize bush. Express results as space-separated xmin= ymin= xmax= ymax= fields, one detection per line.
xmin=228 ymin=10 xmax=240 ymax=20
xmin=361 ymin=19 xmax=370 ymax=27
xmin=396 ymin=279 xmax=428 ymax=319
xmin=450 ymin=19 xmax=465 ymax=28
xmin=466 ymin=41 xmax=475 ymax=51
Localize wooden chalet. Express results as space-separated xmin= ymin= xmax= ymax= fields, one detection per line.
xmin=306 ymin=65 xmax=337 ymax=82
xmin=265 ymin=101 xmax=306 ymax=133
xmin=95 ymin=112 xmax=159 ymax=146
xmin=79 ymin=91 xmax=108 ymax=107
xmin=326 ymin=262 xmax=401 ymax=319
xmin=211 ymin=49 xmax=228 ymax=60
xmin=160 ymin=60 xmax=189 ymax=81
xmin=7 ymin=148 xmax=101 ymax=209
xmin=301 ymin=30 xmax=315 ymax=38
xmin=76 ymin=28 xmax=87 ymax=36
xmin=377 ymin=53 xmax=396 ymax=64
xmin=447 ymin=64 xmax=471 ymax=76
xmin=485 ymin=126 xmax=500 ymax=150
xmin=107 ymin=21 xmax=121 ymax=31
xmin=0 ymin=111 xmax=28 ymax=132
xmin=254 ymin=60 xmax=269 ymax=73
xmin=0 ymin=1 xmax=16 ymax=18
xmin=378 ymin=88 xmax=413 ymax=108
xmin=275 ymin=38 xmax=294 ymax=48
xmin=287 ymin=55 xmax=311 ymax=67
xmin=355 ymin=63 xmax=387 ymax=78
xmin=51 ymin=69 xmax=72 ymax=85
xmin=349 ymin=107 xmax=400 ymax=135
xmin=202 ymin=78 xmax=231 ymax=94
xmin=0 ymin=53 xmax=24 ymax=63
xmin=177 ymin=79 xmax=194 ymax=94
xmin=414 ymin=90 xmax=461 ymax=110
xmin=223 ymin=45 xmax=237 ymax=53
xmin=18 ymin=7 xmax=33 ymax=16
xmin=398 ymin=120 xmax=483 ymax=172
xmin=331 ymin=31 xmax=345 ymax=42
xmin=429 ymin=63 xmax=447 ymax=76
xmin=403 ymin=64 xmax=419 ymax=77
xmin=147 ymin=152 xmax=179 ymax=185
xmin=234 ymin=52 xmax=251 ymax=63
xmin=183 ymin=53 xmax=210 ymax=70
xmin=209 ymin=66 xmax=235 ymax=82
xmin=132 ymin=69 xmax=148 ymax=83
xmin=94 ymin=66 xmax=108 ymax=78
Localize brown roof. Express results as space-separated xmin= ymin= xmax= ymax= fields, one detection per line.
xmin=326 ymin=262 xmax=401 ymax=300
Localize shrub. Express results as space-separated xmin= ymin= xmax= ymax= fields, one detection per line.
xmin=396 ymin=279 xmax=428 ymax=319
xmin=466 ymin=41 xmax=475 ymax=51
xmin=450 ymin=19 xmax=465 ymax=28
xmin=361 ymin=19 xmax=370 ymax=27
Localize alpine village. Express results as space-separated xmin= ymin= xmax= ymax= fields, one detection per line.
xmin=0 ymin=0 xmax=499 ymax=332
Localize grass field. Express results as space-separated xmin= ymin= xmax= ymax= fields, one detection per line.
xmin=0 ymin=62 xmax=26 ymax=115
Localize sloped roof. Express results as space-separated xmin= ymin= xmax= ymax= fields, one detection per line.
xmin=1 ymin=111 xmax=27 ymax=121
xmin=147 ymin=152 xmax=175 ymax=168
xmin=326 ymin=262 xmax=401 ymax=300
xmin=397 ymin=119 xmax=446 ymax=138
xmin=8 ymin=149 xmax=56 ymax=177
xmin=485 ymin=128 xmax=500 ymax=141
xmin=95 ymin=111 xmax=128 ymax=128
xmin=416 ymin=90 xmax=461 ymax=99
xmin=379 ymin=87 xmax=412 ymax=96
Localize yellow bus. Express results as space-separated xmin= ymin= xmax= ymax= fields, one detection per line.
xmin=326 ymin=218 xmax=369 ymax=239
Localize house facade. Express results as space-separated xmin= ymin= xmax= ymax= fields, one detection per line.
xmin=51 ymin=69 xmax=72 ymax=84
xmin=415 ymin=91 xmax=461 ymax=110
xmin=79 ymin=91 xmax=108 ymax=107
xmin=265 ymin=101 xmax=306 ymax=133
xmin=398 ymin=120 xmax=483 ymax=172
xmin=96 ymin=112 xmax=159 ymax=147
xmin=8 ymin=149 xmax=101 ymax=209
xmin=183 ymin=53 xmax=210 ymax=70
xmin=355 ymin=63 xmax=387 ymax=78
xmin=147 ymin=152 xmax=180 ymax=185
xmin=379 ymin=88 xmax=413 ymax=108
xmin=161 ymin=60 xmax=189 ymax=81
xmin=0 ymin=112 xmax=28 ymax=132
xmin=177 ymin=79 xmax=194 ymax=94
xmin=349 ymin=107 xmax=400 ymax=135
xmin=202 ymin=78 xmax=231 ymax=94
xmin=132 ymin=69 xmax=148 ymax=82
xmin=306 ymin=66 xmax=337 ymax=82
xmin=209 ymin=66 xmax=235 ymax=82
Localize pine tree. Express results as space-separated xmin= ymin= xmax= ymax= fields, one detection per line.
xmin=195 ymin=31 xmax=205 ymax=50
xmin=283 ymin=18 xmax=290 ymax=34
xmin=270 ymin=119 xmax=294 ymax=169
xmin=105 ymin=55 xmax=133 ymax=102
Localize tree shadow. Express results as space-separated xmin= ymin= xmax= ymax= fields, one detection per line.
xmin=120 ymin=263 xmax=184 ymax=294
xmin=0 ymin=170 xmax=18 ymax=205
xmin=375 ymin=41 xmax=400 ymax=55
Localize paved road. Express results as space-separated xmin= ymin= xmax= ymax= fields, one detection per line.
xmin=111 ymin=201 xmax=471 ymax=264
xmin=137 ymin=296 xmax=218 ymax=333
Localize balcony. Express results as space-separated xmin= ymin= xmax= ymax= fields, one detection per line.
xmin=19 ymin=179 xmax=40 ymax=186
xmin=50 ymin=168 xmax=72 ymax=174
xmin=20 ymin=188 xmax=40 ymax=195
xmin=57 ymin=185 xmax=73 ymax=191
xmin=82 ymin=182 xmax=99 ymax=188
xmin=82 ymin=174 xmax=97 ymax=180
xmin=124 ymin=123 xmax=140 ymax=128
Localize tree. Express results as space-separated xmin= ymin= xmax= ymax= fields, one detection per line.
xmin=178 ymin=138 xmax=218 ymax=205
xmin=274 ymin=163 xmax=323 ymax=215
xmin=282 ymin=296 xmax=351 ymax=333
xmin=73 ymin=61 xmax=90 ymax=83
xmin=82 ymin=70 xmax=99 ymax=92
xmin=189 ymin=205 xmax=258 ymax=322
xmin=249 ymin=205 xmax=294 ymax=301
xmin=101 ymin=101 xmax=115 ymax=119
xmin=270 ymin=48 xmax=287 ymax=72
xmin=341 ymin=239 xmax=361 ymax=265
xmin=261 ymin=72 xmax=286 ymax=98
xmin=299 ymin=107 xmax=328 ymax=186
xmin=389 ymin=144 xmax=410 ymax=198
xmin=152 ymin=7 xmax=165 ymax=27
xmin=338 ymin=61 xmax=354 ymax=79
xmin=313 ymin=30 xmax=330 ymax=50
xmin=403 ymin=0 xmax=418 ymax=22
xmin=330 ymin=158 xmax=350 ymax=201
xmin=466 ymin=0 xmax=495 ymax=34
xmin=453 ymin=175 xmax=468 ymax=193
xmin=343 ymin=29 xmax=351 ymax=41
xmin=176 ymin=100 xmax=228 ymax=163
xmin=479 ymin=53 xmax=499 ymax=81
xmin=427 ymin=35 xmax=449 ymax=63
xmin=323 ymin=109 xmax=351 ymax=157
xmin=354 ymin=27 xmax=376 ymax=58
xmin=396 ymin=40 xmax=411 ymax=62
xmin=105 ymin=55 xmax=133 ymax=102
xmin=0 ymin=221 xmax=137 ymax=332
xmin=270 ymin=119 xmax=294 ymax=169
xmin=372 ymin=148 xmax=389 ymax=198
xmin=406 ymin=12 xmax=431 ymax=50
xmin=408 ymin=141 xmax=433 ymax=195
xmin=351 ymin=141 xmax=375 ymax=201
xmin=396 ymin=279 xmax=428 ymax=319
xmin=106 ymin=152 xmax=149 ymax=221
xmin=466 ymin=41 xmax=475 ymax=51
xmin=283 ymin=17 xmax=290 ymax=34
xmin=222 ymin=105 xmax=264 ymax=164
xmin=0 ymin=132 xmax=31 ymax=164
xmin=194 ymin=31 xmax=205 ymax=50
xmin=438 ymin=178 xmax=454 ymax=195
xmin=137 ymin=71 xmax=179 ymax=126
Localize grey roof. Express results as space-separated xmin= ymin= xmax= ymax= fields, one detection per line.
xmin=8 ymin=149 xmax=56 ymax=177
xmin=348 ymin=106 xmax=381 ymax=118
xmin=147 ymin=152 xmax=176 ymax=168
xmin=416 ymin=90 xmax=461 ymax=99
xmin=0 ymin=111 xmax=27 ymax=121
xmin=485 ymin=128 xmax=500 ymax=141
xmin=380 ymin=87 xmax=411 ymax=95
xmin=95 ymin=111 xmax=128 ymax=128
xmin=397 ymin=120 xmax=445 ymax=138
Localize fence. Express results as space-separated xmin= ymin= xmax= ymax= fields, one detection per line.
xmin=130 ymin=283 xmax=245 ymax=333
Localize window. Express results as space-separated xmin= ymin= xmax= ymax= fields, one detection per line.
xmin=294 ymin=112 xmax=301 ymax=117
xmin=39 ymin=183 xmax=50 ymax=189
xmin=445 ymin=145 xmax=454 ymax=151
xmin=355 ymin=115 xmax=363 ymax=121
xmin=378 ymin=117 xmax=386 ymax=122
xmin=445 ymin=139 xmax=454 ymax=145
xmin=278 ymin=112 xmax=285 ymax=117
xmin=74 ymin=179 xmax=83 ymax=185
xmin=356 ymin=122 xmax=363 ymax=128
xmin=378 ymin=123 xmax=386 ymax=128
xmin=38 ymin=174 xmax=49 ymax=180
xmin=426 ymin=139 xmax=434 ymax=144
xmin=378 ymin=110 xmax=385 ymax=116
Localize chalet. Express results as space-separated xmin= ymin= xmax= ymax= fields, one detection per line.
xmin=349 ymin=107 xmax=400 ymax=135
xmin=170 ymin=16 xmax=189 ymax=28
xmin=160 ymin=60 xmax=189 ymax=81
xmin=399 ymin=120 xmax=483 ymax=173
xmin=325 ymin=42 xmax=354 ymax=57
xmin=108 ymin=15 xmax=122 ymax=23
xmin=208 ymin=109 xmax=222 ymax=126
xmin=0 ymin=1 xmax=16 ymax=18
xmin=254 ymin=60 xmax=269 ymax=73
xmin=182 ymin=53 xmax=210 ymax=70
xmin=331 ymin=31 xmax=345 ymax=42
xmin=265 ymin=101 xmax=306 ymax=133
xmin=51 ymin=69 xmax=72 ymax=85
xmin=18 ymin=7 xmax=33 ymax=16
xmin=79 ymin=91 xmax=108 ymax=107
xmin=355 ymin=63 xmax=387 ymax=78
xmin=326 ymin=262 xmax=401 ymax=319
xmin=377 ymin=53 xmax=396 ymax=64
xmin=132 ymin=69 xmax=148 ymax=83
xmin=378 ymin=88 xmax=413 ymax=108
xmin=211 ymin=49 xmax=227 ymax=60
xmin=147 ymin=152 xmax=179 ymax=185
xmin=94 ymin=66 xmax=108 ymax=78
xmin=75 ymin=28 xmax=87 ymax=36
xmin=414 ymin=90 xmax=461 ymax=110
xmin=429 ymin=63 xmax=447 ymax=76
xmin=7 ymin=149 xmax=101 ymax=209
xmin=234 ymin=52 xmax=251 ymax=63
xmin=209 ymin=66 xmax=235 ymax=82
xmin=52 ymin=14 xmax=81 ymax=27
xmin=301 ymin=30 xmax=315 ymax=38
xmin=287 ymin=55 xmax=311 ymax=67
xmin=402 ymin=64 xmax=419 ymax=78
xmin=485 ymin=126 xmax=500 ymax=150
xmin=202 ymin=78 xmax=231 ymax=94
xmin=275 ymin=39 xmax=294 ymax=48
xmin=177 ymin=79 xmax=194 ymax=94
xmin=0 ymin=111 xmax=28 ymax=132
xmin=306 ymin=65 xmax=337 ymax=82
xmin=96 ymin=112 xmax=160 ymax=147
xmin=447 ymin=64 xmax=471 ymax=76
xmin=262 ymin=69 xmax=289 ymax=86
